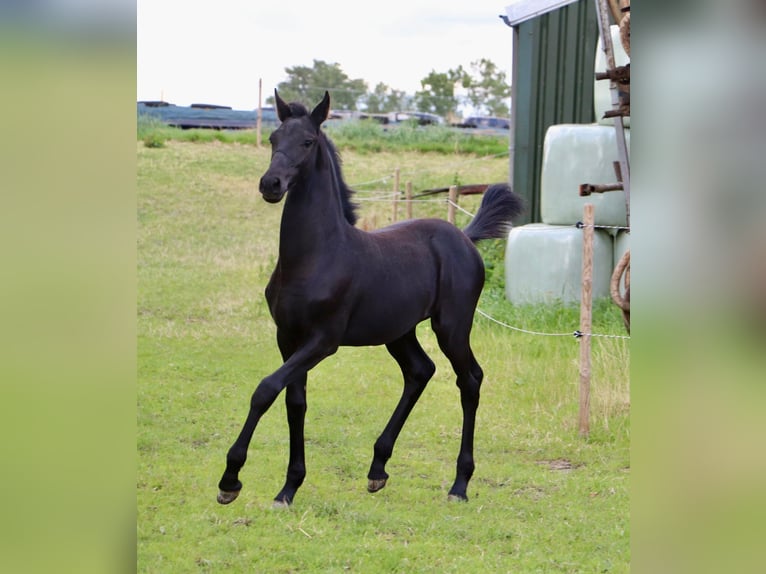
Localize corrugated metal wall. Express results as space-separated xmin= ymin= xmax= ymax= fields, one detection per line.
xmin=512 ymin=0 xmax=599 ymax=224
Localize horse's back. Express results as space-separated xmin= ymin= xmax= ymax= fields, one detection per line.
xmin=368 ymin=218 xmax=483 ymax=275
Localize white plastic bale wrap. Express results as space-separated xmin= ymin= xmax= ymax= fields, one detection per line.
xmin=504 ymin=224 xmax=614 ymax=305
xmin=540 ymin=124 xmax=630 ymax=227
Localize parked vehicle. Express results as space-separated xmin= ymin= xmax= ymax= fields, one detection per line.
xmin=390 ymin=111 xmax=445 ymax=126
xmin=358 ymin=111 xmax=445 ymax=126
xmin=461 ymin=116 xmax=511 ymax=130
xmin=137 ymin=102 xmax=277 ymax=129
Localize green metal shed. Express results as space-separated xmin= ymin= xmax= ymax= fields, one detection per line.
xmin=502 ymin=0 xmax=599 ymax=224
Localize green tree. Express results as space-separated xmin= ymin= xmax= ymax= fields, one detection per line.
xmin=270 ymin=60 xmax=367 ymax=110
xmin=414 ymin=67 xmax=468 ymax=118
xmin=462 ymin=58 xmax=512 ymax=117
xmin=364 ymin=82 xmax=410 ymax=113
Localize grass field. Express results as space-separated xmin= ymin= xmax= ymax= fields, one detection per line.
xmin=138 ymin=136 xmax=629 ymax=572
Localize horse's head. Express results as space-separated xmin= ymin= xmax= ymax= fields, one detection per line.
xmin=258 ymin=90 xmax=331 ymax=203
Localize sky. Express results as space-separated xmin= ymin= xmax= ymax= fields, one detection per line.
xmin=137 ymin=0 xmax=515 ymax=111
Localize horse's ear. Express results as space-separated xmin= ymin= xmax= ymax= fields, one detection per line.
xmin=310 ymin=91 xmax=331 ymax=127
xmin=275 ymin=89 xmax=291 ymax=122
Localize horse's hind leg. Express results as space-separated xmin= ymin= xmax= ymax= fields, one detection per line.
xmin=431 ymin=314 xmax=483 ymax=501
xmin=367 ymin=329 xmax=435 ymax=493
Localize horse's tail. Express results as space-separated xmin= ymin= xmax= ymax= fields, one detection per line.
xmin=462 ymin=183 xmax=525 ymax=243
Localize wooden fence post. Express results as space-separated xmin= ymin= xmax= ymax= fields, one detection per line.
xmin=392 ymin=168 xmax=400 ymax=222
xmin=256 ymin=78 xmax=262 ymax=148
xmin=578 ymin=203 xmax=594 ymax=437
xmin=447 ymin=185 xmax=458 ymax=224
xmin=406 ymin=181 xmax=413 ymax=219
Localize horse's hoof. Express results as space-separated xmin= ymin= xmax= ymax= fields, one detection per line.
xmin=272 ymin=499 xmax=291 ymax=509
xmin=367 ymin=478 xmax=387 ymax=493
xmin=447 ymin=493 xmax=468 ymax=502
xmin=217 ymin=489 xmax=241 ymax=505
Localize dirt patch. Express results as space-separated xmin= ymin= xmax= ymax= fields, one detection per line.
xmin=512 ymin=485 xmax=546 ymax=500
xmin=536 ymin=458 xmax=584 ymax=472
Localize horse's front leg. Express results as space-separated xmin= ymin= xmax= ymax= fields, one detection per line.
xmin=216 ymin=369 xmax=287 ymax=504
xmin=271 ymin=331 xmax=308 ymax=506
xmin=217 ymin=340 xmax=333 ymax=505
xmin=273 ymin=379 xmax=307 ymax=507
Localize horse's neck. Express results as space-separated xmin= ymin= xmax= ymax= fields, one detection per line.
xmin=278 ymin=166 xmax=350 ymax=262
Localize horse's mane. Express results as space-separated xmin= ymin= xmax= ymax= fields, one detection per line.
xmin=322 ymin=134 xmax=359 ymax=226
xmin=284 ymin=102 xmax=359 ymax=226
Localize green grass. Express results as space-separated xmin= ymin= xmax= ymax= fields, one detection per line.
xmin=138 ymin=140 xmax=629 ymax=572
xmin=325 ymin=119 xmax=510 ymax=156
xmin=138 ymin=114 xmax=264 ymax=147
xmin=137 ymin=114 xmax=509 ymax=156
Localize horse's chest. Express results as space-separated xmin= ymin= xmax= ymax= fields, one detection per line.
xmin=266 ymin=282 xmax=308 ymax=328
xmin=265 ymin=266 xmax=349 ymax=332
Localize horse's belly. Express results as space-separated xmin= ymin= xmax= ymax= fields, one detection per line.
xmin=341 ymin=296 xmax=429 ymax=346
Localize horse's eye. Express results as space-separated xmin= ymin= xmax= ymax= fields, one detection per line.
xmin=303 ymin=139 xmax=314 ymax=148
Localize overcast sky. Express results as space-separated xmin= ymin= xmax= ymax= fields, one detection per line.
xmin=137 ymin=0 xmax=515 ymax=110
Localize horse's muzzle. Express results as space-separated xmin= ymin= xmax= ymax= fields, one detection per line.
xmin=259 ymin=174 xmax=286 ymax=203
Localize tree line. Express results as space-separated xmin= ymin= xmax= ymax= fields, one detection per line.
xmin=268 ymin=59 xmax=511 ymax=120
